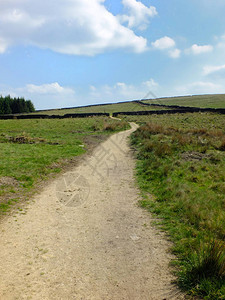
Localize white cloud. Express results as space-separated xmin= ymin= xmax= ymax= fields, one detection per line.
xmin=169 ymin=48 xmax=181 ymax=59
xmin=142 ymin=78 xmax=158 ymax=89
xmin=26 ymin=82 xmax=75 ymax=95
xmin=151 ymin=36 xmax=180 ymax=58
xmin=89 ymin=85 xmax=97 ymax=93
xmin=1 ymin=8 xmax=44 ymax=27
xmin=0 ymin=0 xmax=148 ymax=55
xmin=119 ymin=0 xmax=157 ymax=30
xmin=186 ymin=44 xmax=213 ymax=55
xmin=176 ymin=81 xmax=223 ymax=95
xmin=216 ymin=34 xmax=225 ymax=48
xmin=0 ymin=38 xmax=8 ymax=54
xmin=2 ymin=79 xmax=160 ymax=110
xmin=89 ymin=79 xmax=159 ymax=103
xmin=2 ymin=82 xmax=76 ymax=109
xmin=203 ymin=64 xmax=225 ymax=76
xmin=152 ymin=36 xmax=175 ymax=50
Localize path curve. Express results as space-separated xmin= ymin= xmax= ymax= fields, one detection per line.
xmin=0 ymin=123 xmax=183 ymax=300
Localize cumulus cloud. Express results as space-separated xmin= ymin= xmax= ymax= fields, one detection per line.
xmin=2 ymin=79 xmax=160 ymax=109
xmin=151 ymin=36 xmax=180 ymax=58
xmin=203 ymin=64 xmax=225 ymax=76
xmin=176 ymin=81 xmax=223 ymax=95
xmin=0 ymin=0 xmax=148 ymax=55
xmin=0 ymin=38 xmax=8 ymax=54
xmin=186 ymin=44 xmax=213 ymax=55
xmin=151 ymin=36 xmax=175 ymax=50
xmin=26 ymin=82 xmax=75 ymax=95
xmin=168 ymin=48 xmax=181 ymax=59
xmin=118 ymin=0 xmax=157 ymax=30
xmin=142 ymin=78 xmax=158 ymax=89
xmin=2 ymin=82 xmax=76 ymax=109
xmin=89 ymin=78 xmax=159 ymax=103
xmin=216 ymin=34 xmax=225 ymax=49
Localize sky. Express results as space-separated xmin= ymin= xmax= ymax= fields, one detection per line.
xmin=0 ymin=0 xmax=225 ymax=110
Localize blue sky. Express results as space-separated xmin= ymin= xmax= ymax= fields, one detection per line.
xmin=0 ymin=0 xmax=225 ymax=109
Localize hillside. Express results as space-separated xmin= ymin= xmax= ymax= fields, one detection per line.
xmin=32 ymin=94 xmax=225 ymax=116
xmin=142 ymin=94 xmax=225 ymax=108
xmin=34 ymin=101 xmax=168 ymax=115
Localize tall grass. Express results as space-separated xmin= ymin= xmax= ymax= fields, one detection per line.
xmin=130 ymin=113 xmax=225 ymax=299
xmin=179 ymin=240 xmax=225 ymax=299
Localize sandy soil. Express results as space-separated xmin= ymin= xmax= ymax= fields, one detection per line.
xmin=0 ymin=123 xmax=184 ymax=300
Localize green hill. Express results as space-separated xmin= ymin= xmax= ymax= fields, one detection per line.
xmin=142 ymin=94 xmax=225 ymax=108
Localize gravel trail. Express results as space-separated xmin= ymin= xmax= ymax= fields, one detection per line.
xmin=0 ymin=123 xmax=183 ymax=300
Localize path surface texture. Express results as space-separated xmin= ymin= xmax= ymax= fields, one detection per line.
xmin=0 ymin=123 xmax=184 ymax=300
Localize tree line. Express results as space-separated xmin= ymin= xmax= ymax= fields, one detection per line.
xmin=0 ymin=95 xmax=35 ymax=115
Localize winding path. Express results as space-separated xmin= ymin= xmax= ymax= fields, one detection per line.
xmin=0 ymin=123 xmax=183 ymax=299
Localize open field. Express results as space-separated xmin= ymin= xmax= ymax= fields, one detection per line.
xmin=126 ymin=112 xmax=225 ymax=299
xmin=143 ymin=94 xmax=225 ymax=108
xmin=1 ymin=100 xmax=225 ymax=299
xmin=12 ymin=94 xmax=225 ymax=117
xmin=0 ymin=117 xmax=129 ymax=214
xmin=34 ymin=100 xmax=170 ymax=115
xmin=32 ymin=94 xmax=225 ymax=116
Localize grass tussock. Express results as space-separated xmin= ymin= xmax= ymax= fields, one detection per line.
xmin=179 ymin=240 xmax=225 ymax=299
xmin=130 ymin=113 xmax=225 ymax=299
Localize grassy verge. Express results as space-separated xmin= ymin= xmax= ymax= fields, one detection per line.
xmin=0 ymin=117 xmax=129 ymax=214
xmin=129 ymin=113 xmax=225 ymax=299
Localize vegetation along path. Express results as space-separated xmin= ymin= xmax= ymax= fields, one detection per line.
xmin=0 ymin=123 xmax=184 ymax=300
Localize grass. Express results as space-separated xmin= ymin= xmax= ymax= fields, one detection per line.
xmin=32 ymin=100 xmax=170 ymax=115
xmin=0 ymin=117 xmax=129 ymax=214
xmin=142 ymin=94 xmax=225 ymax=108
xmin=128 ymin=113 xmax=225 ymax=299
xmin=14 ymin=94 xmax=225 ymax=117
xmin=18 ymin=94 xmax=225 ymax=116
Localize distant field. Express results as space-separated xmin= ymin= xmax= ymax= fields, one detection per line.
xmin=143 ymin=94 xmax=225 ymax=108
xmin=33 ymin=94 xmax=225 ymax=116
xmin=128 ymin=112 xmax=225 ymax=299
xmin=0 ymin=117 xmax=129 ymax=213
xmin=34 ymin=101 xmax=169 ymax=115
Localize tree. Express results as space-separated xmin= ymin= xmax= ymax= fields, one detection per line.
xmin=0 ymin=97 xmax=4 ymax=115
xmin=26 ymin=100 xmax=35 ymax=112
xmin=0 ymin=95 xmax=35 ymax=115
xmin=3 ymin=98 xmax=12 ymax=114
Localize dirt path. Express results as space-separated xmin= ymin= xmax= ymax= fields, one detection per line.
xmin=0 ymin=123 xmax=183 ymax=300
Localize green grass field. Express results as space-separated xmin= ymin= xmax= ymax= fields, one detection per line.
xmin=33 ymin=100 xmax=170 ymax=115
xmin=33 ymin=94 xmax=225 ymax=116
xmin=0 ymin=117 xmax=129 ymax=213
xmin=143 ymin=94 xmax=225 ymax=108
xmin=1 ymin=94 xmax=225 ymax=299
xmin=127 ymin=112 xmax=225 ymax=299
